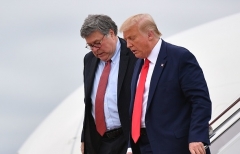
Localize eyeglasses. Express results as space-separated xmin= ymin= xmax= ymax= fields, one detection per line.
xmin=85 ymin=35 xmax=106 ymax=50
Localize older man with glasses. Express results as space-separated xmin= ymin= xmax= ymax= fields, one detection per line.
xmin=80 ymin=14 xmax=140 ymax=154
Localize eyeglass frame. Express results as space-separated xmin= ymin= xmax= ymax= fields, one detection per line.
xmin=85 ymin=35 xmax=106 ymax=50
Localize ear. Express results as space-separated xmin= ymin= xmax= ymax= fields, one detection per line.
xmin=147 ymin=30 xmax=154 ymax=40
xmin=109 ymin=29 xmax=115 ymax=37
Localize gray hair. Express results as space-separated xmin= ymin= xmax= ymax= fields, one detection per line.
xmin=80 ymin=14 xmax=118 ymax=38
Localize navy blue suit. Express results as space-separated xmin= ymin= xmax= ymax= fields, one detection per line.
xmin=130 ymin=40 xmax=212 ymax=154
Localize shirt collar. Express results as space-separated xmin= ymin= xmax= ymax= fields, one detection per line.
xmin=147 ymin=38 xmax=162 ymax=64
xmin=110 ymin=38 xmax=121 ymax=64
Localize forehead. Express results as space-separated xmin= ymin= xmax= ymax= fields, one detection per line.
xmin=85 ymin=31 xmax=103 ymax=44
xmin=123 ymin=26 xmax=139 ymax=38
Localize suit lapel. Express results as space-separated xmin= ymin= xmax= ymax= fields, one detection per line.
xmin=147 ymin=40 xmax=167 ymax=111
xmin=130 ymin=59 xmax=143 ymax=115
xmin=85 ymin=57 xmax=99 ymax=103
xmin=117 ymin=39 xmax=129 ymax=99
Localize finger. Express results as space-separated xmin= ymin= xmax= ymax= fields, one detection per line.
xmin=194 ymin=146 xmax=206 ymax=154
xmin=189 ymin=142 xmax=206 ymax=154
xmin=200 ymin=146 xmax=206 ymax=154
xmin=189 ymin=149 xmax=196 ymax=154
xmin=80 ymin=142 xmax=84 ymax=154
xmin=196 ymin=144 xmax=205 ymax=154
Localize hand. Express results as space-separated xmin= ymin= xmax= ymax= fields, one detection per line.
xmin=189 ymin=142 xmax=206 ymax=154
xmin=126 ymin=147 xmax=132 ymax=154
xmin=81 ymin=142 xmax=84 ymax=154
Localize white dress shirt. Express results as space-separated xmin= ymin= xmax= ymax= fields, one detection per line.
xmin=140 ymin=39 xmax=162 ymax=128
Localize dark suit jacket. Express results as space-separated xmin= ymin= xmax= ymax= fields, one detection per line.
xmin=82 ymin=38 xmax=138 ymax=154
xmin=130 ymin=40 xmax=212 ymax=154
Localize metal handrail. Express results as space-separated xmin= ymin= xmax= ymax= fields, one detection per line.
xmin=210 ymin=97 xmax=240 ymax=126
xmin=213 ymin=108 xmax=240 ymax=133
xmin=207 ymin=97 xmax=240 ymax=143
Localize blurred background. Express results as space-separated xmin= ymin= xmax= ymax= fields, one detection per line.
xmin=1 ymin=0 xmax=240 ymax=153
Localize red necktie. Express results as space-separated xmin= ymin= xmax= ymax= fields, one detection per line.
xmin=132 ymin=59 xmax=150 ymax=143
xmin=95 ymin=60 xmax=111 ymax=136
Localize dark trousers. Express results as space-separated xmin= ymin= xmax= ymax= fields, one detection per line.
xmin=98 ymin=133 xmax=127 ymax=154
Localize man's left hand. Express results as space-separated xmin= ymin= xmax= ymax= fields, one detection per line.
xmin=189 ymin=142 xmax=206 ymax=154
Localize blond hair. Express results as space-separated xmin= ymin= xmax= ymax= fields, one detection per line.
xmin=120 ymin=14 xmax=162 ymax=37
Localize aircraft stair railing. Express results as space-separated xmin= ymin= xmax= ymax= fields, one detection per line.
xmin=208 ymin=97 xmax=240 ymax=153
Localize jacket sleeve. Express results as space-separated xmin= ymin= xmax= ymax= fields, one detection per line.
xmin=179 ymin=50 xmax=212 ymax=145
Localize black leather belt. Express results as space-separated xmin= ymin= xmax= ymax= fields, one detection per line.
xmin=140 ymin=128 xmax=147 ymax=135
xmin=103 ymin=127 xmax=123 ymax=139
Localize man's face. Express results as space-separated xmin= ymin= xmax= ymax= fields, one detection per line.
xmin=123 ymin=25 xmax=151 ymax=59
xmin=85 ymin=31 xmax=115 ymax=62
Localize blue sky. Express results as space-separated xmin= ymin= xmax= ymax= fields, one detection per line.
xmin=1 ymin=0 xmax=240 ymax=153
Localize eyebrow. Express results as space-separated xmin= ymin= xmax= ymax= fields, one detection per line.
xmin=125 ymin=35 xmax=136 ymax=41
xmin=87 ymin=40 xmax=101 ymax=46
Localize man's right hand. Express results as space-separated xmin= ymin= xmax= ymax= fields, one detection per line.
xmin=81 ymin=142 xmax=84 ymax=154
xmin=126 ymin=147 xmax=132 ymax=154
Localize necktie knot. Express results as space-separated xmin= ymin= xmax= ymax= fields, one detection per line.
xmin=143 ymin=59 xmax=150 ymax=69
xmin=106 ymin=59 xmax=111 ymax=66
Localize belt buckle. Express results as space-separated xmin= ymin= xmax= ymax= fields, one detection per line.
xmin=106 ymin=132 xmax=113 ymax=138
xmin=109 ymin=131 xmax=117 ymax=138
xmin=106 ymin=128 xmax=120 ymax=138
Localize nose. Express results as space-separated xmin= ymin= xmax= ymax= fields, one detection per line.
xmin=91 ymin=46 xmax=100 ymax=52
xmin=126 ymin=40 xmax=133 ymax=48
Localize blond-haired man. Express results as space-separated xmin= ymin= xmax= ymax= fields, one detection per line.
xmin=120 ymin=14 xmax=212 ymax=154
